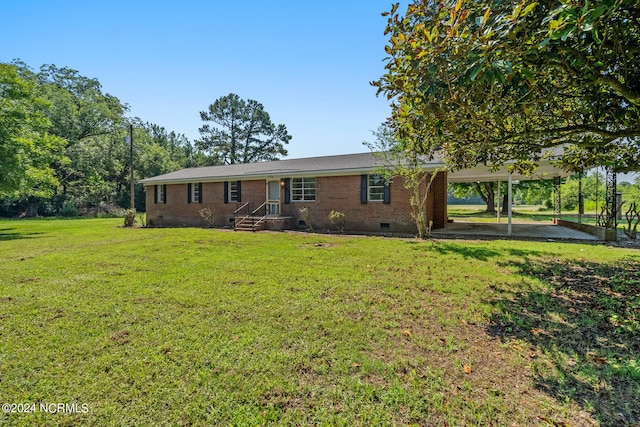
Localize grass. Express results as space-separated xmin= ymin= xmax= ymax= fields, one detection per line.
xmin=0 ymin=218 xmax=639 ymax=426
xmin=448 ymin=204 xmax=609 ymax=226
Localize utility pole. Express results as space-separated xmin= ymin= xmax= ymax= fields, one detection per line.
xmin=129 ymin=124 xmax=135 ymax=210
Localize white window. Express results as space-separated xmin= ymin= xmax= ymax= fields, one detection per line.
xmin=157 ymin=185 xmax=166 ymax=203
xmin=368 ymin=175 xmax=385 ymax=201
xmin=229 ymin=181 xmax=239 ymax=202
xmin=291 ymin=178 xmax=316 ymax=201
xmin=191 ymin=183 xmax=200 ymax=203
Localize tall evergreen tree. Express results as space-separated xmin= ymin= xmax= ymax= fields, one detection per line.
xmin=197 ymin=93 xmax=290 ymax=164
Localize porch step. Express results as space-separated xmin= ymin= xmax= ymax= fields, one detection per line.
xmin=234 ymin=217 xmax=265 ymax=232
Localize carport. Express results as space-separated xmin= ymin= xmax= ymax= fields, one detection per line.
xmin=443 ymin=159 xmax=578 ymax=239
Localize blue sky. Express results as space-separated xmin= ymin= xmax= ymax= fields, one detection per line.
xmin=1 ymin=1 xmax=400 ymax=159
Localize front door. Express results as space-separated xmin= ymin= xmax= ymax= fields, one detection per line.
xmin=267 ymin=181 xmax=280 ymax=216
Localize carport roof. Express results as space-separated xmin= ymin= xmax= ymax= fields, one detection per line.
xmin=139 ymin=151 xmax=570 ymax=185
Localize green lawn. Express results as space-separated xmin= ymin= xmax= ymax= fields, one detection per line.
xmin=1 ymin=218 xmax=639 ymax=426
xmin=448 ymin=204 xmax=608 ymax=226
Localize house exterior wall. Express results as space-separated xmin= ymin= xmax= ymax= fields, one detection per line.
xmin=145 ymin=180 xmax=266 ymax=228
xmin=292 ymin=175 xmax=416 ymax=233
xmin=144 ymin=171 xmax=448 ymax=233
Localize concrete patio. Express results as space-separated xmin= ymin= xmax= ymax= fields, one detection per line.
xmin=431 ymin=221 xmax=599 ymax=241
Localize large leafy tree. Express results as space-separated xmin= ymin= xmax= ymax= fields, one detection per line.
xmin=450 ymin=181 xmax=507 ymax=213
xmin=34 ymin=63 xmax=126 ymax=145
xmin=373 ymin=0 xmax=640 ymax=173
xmin=197 ymin=93 xmax=291 ymax=164
xmin=2 ymin=61 xmax=201 ymax=216
xmin=0 ymin=63 xmax=66 ymax=202
xmin=34 ymin=64 xmax=128 ymax=203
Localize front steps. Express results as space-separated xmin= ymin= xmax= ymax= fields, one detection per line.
xmin=233 ymin=216 xmax=296 ymax=232
xmin=234 ymin=216 xmax=266 ymax=232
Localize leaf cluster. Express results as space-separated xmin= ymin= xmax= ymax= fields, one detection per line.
xmin=0 ymin=63 xmax=66 ymax=198
xmin=373 ymin=0 xmax=640 ymax=173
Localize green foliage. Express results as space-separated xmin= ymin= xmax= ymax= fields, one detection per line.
xmin=197 ymin=93 xmax=290 ymax=165
xmin=515 ymin=180 xmax=554 ymax=206
xmin=450 ymin=182 xmax=503 ymax=213
xmin=559 ymin=171 xmax=607 ymax=211
xmin=328 ymin=210 xmax=346 ymax=233
xmin=123 ymin=208 xmax=136 ymax=227
xmin=34 ymin=63 xmax=126 ymax=145
xmin=1 ymin=61 xmax=204 ymax=216
xmin=366 ymin=125 xmax=442 ymax=238
xmin=373 ymin=0 xmax=640 ymax=173
xmin=0 ymin=63 xmax=67 ymax=199
xmin=60 ymin=203 xmax=79 ymax=217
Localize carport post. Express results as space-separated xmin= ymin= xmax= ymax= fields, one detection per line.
xmin=496 ymin=180 xmax=501 ymax=223
xmin=507 ymin=173 xmax=513 ymax=236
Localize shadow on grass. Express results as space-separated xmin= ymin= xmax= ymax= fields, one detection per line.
xmin=0 ymin=228 xmax=43 ymax=241
xmin=488 ymin=256 xmax=640 ymax=426
xmin=408 ymin=240 xmax=548 ymax=261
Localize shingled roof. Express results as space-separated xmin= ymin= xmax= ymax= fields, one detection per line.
xmin=139 ymin=151 xmax=569 ymax=185
xmin=139 ymin=152 xmax=443 ymax=184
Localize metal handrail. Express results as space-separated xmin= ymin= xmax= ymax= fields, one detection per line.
xmin=234 ymin=202 xmax=272 ymax=232
xmin=251 ymin=202 xmax=266 ymax=216
xmin=233 ymin=202 xmax=250 ymax=215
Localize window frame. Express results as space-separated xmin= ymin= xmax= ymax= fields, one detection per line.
xmin=190 ymin=182 xmax=201 ymax=203
xmin=367 ymin=174 xmax=385 ymax=202
xmin=157 ymin=185 xmax=166 ymax=203
xmin=291 ymin=177 xmax=316 ymax=202
xmin=228 ymin=181 xmax=239 ymax=202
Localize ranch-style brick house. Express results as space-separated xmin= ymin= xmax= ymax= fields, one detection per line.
xmin=139 ymin=152 xmax=448 ymax=233
xmin=139 ymin=151 xmax=568 ymax=234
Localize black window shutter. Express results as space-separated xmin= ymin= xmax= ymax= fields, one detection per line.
xmin=383 ymin=182 xmax=391 ymax=204
xmin=360 ymin=175 xmax=368 ymax=204
xmin=187 ymin=183 xmax=192 ymax=204
xmin=198 ymin=183 xmax=203 ymax=204
xmin=224 ymin=181 xmax=229 ymax=204
xmin=154 ymin=185 xmax=158 ymax=204
xmin=284 ymin=178 xmax=291 ymax=204
xmin=163 ymin=185 xmax=167 ymax=204
xmin=236 ymin=181 xmax=242 ymax=203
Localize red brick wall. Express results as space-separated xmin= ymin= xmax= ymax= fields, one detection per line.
xmin=145 ymin=180 xmax=267 ymax=227
xmin=431 ymin=171 xmax=448 ymax=229
xmin=144 ymin=171 xmax=448 ymax=233
xmin=291 ymin=175 xmax=415 ymax=233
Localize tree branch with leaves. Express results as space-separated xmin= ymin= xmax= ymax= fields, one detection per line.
xmin=372 ymin=0 xmax=640 ymax=173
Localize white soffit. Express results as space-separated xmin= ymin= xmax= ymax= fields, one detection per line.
xmin=447 ymin=161 xmax=571 ymax=183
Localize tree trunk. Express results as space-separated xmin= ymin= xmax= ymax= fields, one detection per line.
xmin=25 ymin=199 xmax=39 ymax=218
xmin=501 ymin=193 xmax=509 ymax=214
xmin=472 ymin=182 xmax=497 ymax=213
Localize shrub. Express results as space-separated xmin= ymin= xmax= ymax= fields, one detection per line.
xmin=199 ymin=207 xmax=215 ymax=228
xmin=123 ymin=209 xmax=136 ymax=227
xmin=61 ymin=203 xmax=79 ymax=217
xmin=328 ymin=210 xmax=346 ymax=233
xmin=298 ymin=207 xmax=314 ymax=232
